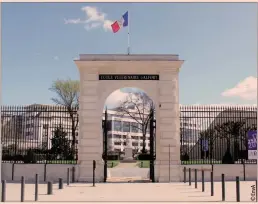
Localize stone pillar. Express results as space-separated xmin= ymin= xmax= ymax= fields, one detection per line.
xmin=155 ymin=70 xmax=181 ymax=182
xmin=77 ymin=72 xmax=104 ymax=182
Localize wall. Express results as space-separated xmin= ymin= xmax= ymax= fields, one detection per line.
xmin=180 ymin=164 xmax=257 ymax=182
xmin=1 ymin=163 xmax=77 ymax=183
xmin=2 ymin=163 xmax=256 ymax=183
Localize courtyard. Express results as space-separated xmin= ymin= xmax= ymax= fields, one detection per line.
xmin=3 ymin=181 xmax=256 ymax=202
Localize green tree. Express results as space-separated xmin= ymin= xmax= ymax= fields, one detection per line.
xmin=50 ymin=125 xmax=72 ymax=160
xmin=49 ymin=78 xmax=79 ymax=159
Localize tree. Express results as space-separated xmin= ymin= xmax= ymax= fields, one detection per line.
xmin=214 ymin=121 xmax=247 ymax=163
xmin=49 ymin=79 xmax=79 ymax=159
xmin=116 ymin=92 xmax=154 ymax=153
xmin=50 ymin=125 xmax=72 ymax=160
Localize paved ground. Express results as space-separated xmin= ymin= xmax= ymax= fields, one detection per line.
xmin=4 ymin=181 xmax=256 ymax=202
xmin=108 ymin=162 xmax=149 ymax=179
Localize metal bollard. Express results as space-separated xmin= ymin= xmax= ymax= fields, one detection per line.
xmin=67 ymin=168 xmax=70 ymax=186
xmin=183 ymin=167 xmax=186 ymax=183
xmin=21 ymin=176 xmax=25 ymax=202
xmin=189 ymin=168 xmax=191 ymax=186
xmin=59 ymin=178 xmax=63 ymax=189
xmin=47 ymin=181 xmax=53 ymax=195
xmin=202 ymin=170 xmax=205 ymax=192
xmin=222 ymin=174 xmax=225 ymax=201
xmin=1 ymin=180 xmax=6 ymax=202
xmin=236 ymin=176 xmax=240 ymax=202
xmin=93 ymin=160 xmax=96 ymax=187
xmin=35 ymin=174 xmax=38 ymax=201
xmin=211 ymin=171 xmax=214 ymax=196
xmin=194 ymin=169 xmax=197 ymax=188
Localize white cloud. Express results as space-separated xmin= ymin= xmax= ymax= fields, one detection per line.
xmin=53 ymin=56 xmax=59 ymax=60
xmin=221 ymin=76 xmax=257 ymax=101
xmin=64 ymin=6 xmax=113 ymax=31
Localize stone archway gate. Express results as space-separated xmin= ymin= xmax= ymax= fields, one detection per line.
xmin=74 ymin=54 xmax=184 ymax=182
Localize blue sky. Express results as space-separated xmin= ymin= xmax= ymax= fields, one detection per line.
xmin=2 ymin=3 xmax=257 ymax=106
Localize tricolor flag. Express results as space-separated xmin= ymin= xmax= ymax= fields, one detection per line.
xmin=111 ymin=11 xmax=128 ymax=33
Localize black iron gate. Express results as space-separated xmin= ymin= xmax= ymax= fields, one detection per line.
xmin=149 ymin=110 xmax=156 ymax=182
xmin=102 ymin=109 xmax=108 ymax=182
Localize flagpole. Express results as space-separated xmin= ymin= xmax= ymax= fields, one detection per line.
xmin=127 ymin=11 xmax=130 ymax=55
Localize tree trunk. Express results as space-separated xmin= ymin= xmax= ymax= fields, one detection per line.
xmin=71 ymin=119 xmax=76 ymax=160
xmin=142 ymin=132 xmax=146 ymax=153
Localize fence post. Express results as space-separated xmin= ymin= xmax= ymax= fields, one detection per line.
xmin=35 ymin=174 xmax=38 ymax=201
xmin=93 ymin=160 xmax=96 ymax=187
xmin=11 ymin=163 xmax=15 ymax=181
xmin=183 ymin=167 xmax=186 ymax=183
xmin=47 ymin=181 xmax=53 ymax=195
xmin=44 ymin=164 xmax=47 ymax=182
xmin=67 ymin=168 xmax=70 ymax=186
xmin=236 ymin=176 xmax=240 ymax=202
xmin=211 ymin=171 xmax=214 ymax=196
xmin=188 ymin=168 xmax=191 ymax=186
xmin=59 ymin=178 xmax=63 ymax=189
xmin=202 ymin=170 xmax=205 ymax=192
xmin=243 ymin=161 xmax=246 ymax=181
xmin=72 ymin=166 xmax=75 ymax=183
xmin=194 ymin=169 xmax=197 ymax=188
xmin=21 ymin=176 xmax=25 ymax=202
xmin=1 ymin=180 xmax=6 ymax=202
xmin=222 ymin=174 xmax=225 ymax=201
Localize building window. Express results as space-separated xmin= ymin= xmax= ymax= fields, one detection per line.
xmin=122 ymin=122 xmax=130 ymax=132
xmin=113 ymin=134 xmax=121 ymax=139
xmin=114 ymin=121 xmax=122 ymax=132
xmin=132 ymin=142 xmax=138 ymax=146
xmin=123 ymin=142 xmax=126 ymax=146
xmin=114 ymin=142 xmax=121 ymax=145
xmin=131 ymin=122 xmax=139 ymax=133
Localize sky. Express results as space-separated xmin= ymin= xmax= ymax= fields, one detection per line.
xmin=2 ymin=3 xmax=257 ymax=107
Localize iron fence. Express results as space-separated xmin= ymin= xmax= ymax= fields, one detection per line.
xmin=1 ymin=105 xmax=257 ymax=165
xmin=180 ymin=105 xmax=257 ymax=165
xmin=1 ymin=105 xmax=78 ymax=164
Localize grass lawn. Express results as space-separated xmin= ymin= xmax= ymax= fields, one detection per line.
xmin=107 ymin=160 xmax=119 ymax=168
xmin=137 ymin=160 xmax=150 ymax=168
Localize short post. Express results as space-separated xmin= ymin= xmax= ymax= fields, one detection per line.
xmin=1 ymin=180 xmax=6 ymax=202
xmin=21 ymin=176 xmax=25 ymax=202
xmin=47 ymin=181 xmax=53 ymax=195
xmin=183 ymin=167 xmax=186 ymax=183
xmin=93 ymin=160 xmax=96 ymax=187
xmin=236 ymin=176 xmax=240 ymax=202
xmin=35 ymin=174 xmax=38 ymax=201
xmin=202 ymin=170 xmax=205 ymax=192
xmin=189 ymin=168 xmax=191 ymax=186
xmin=194 ymin=169 xmax=197 ymax=188
xmin=58 ymin=178 xmax=63 ymax=189
xmin=211 ymin=171 xmax=214 ymax=196
xmin=222 ymin=174 xmax=225 ymax=201
xmin=67 ymin=168 xmax=70 ymax=186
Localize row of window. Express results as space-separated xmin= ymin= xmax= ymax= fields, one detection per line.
xmin=109 ymin=134 xmax=150 ymax=139
xmin=113 ymin=120 xmax=150 ymax=133
xmin=113 ymin=141 xmax=147 ymax=147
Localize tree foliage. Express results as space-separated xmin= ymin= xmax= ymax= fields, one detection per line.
xmin=49 ymin=79 xmax=79 ymax=158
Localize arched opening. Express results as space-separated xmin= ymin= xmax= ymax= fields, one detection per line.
xmin=102 ymin=87 xmax=156 ymax=183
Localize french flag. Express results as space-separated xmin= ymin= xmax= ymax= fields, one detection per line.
xmin=111 ymin=11 xmax=128 ymax=33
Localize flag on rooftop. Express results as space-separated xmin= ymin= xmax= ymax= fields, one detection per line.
xmin=111 ymin=11 xmax=129 ymax=33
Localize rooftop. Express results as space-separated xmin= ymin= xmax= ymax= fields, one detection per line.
xmin=76 ymin=54 xmax=181 ymax=61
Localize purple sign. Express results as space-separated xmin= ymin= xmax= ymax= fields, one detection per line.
xmin=201 ymin=139 xmax=208 ymax=152
xmin=248 ymin=131 xmax=257 ymax=150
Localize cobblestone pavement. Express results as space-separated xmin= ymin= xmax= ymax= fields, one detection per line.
xmin=4 ymin=181 xmax=257 ymax=202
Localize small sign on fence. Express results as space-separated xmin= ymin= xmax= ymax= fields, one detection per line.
xmin=201 ymin=139 xmax=209 ymax=152
xmin=248 ymin=130 xmax=257 ymax=160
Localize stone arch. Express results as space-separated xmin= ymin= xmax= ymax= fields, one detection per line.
xmin=74 ymin=54 xmax=184 ymax=182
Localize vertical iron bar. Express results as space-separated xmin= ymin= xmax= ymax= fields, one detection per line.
xmin=211 ymin=171 xmax=214 ymax=196
xmin=236 ymin=176 xmax=240 ymax=202
xmin=194 ymin=169 xmax=197 ymax=188
xmin=189 ymin=168 xmax=191 ymax=186
xmin=1 ymin=180 xmax=6 ymax=202
xmin=35 ymin=174 xmax=38 ymax=201
xmin=202 ymin=170 xmax=205 ymax=192
xmin=222 ymin=174 xmax=225 ymax=201
xmin=21 ymin=176 xmax=25 ymax=202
